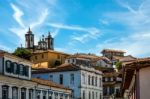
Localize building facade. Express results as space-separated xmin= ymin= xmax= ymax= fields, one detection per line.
xmin=0 ymin=51 xmax=72 ymax=99
xmin=31 ymin=50 xmax=70 ymax=68
xmin=32 ymin=63 xmax=103 ymax=99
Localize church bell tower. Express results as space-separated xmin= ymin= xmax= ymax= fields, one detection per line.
xmin=45 ymin=32 xmax=54 ymax=50
xmin=25 ymin=27 xmax=34 ymax=49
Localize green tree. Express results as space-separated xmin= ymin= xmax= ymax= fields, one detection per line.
xmin=115 ymin=61 xmax=122 ymax=70
xmin=13 ymin=48 xmax=32 ymax=60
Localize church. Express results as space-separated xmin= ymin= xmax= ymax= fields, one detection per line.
xmin=25 ymin=28 xmax=54 ymax=51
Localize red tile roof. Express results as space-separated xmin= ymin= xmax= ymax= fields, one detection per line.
xmin=32 ymin=63 xmax=80 ymax=74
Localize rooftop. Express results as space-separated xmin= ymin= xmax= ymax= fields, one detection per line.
xmin=122 ymin=58 xmax=150 ymax=94
xmin=66 ymin=53 xmax=99 ymax=60
xmin=101 ymin=49 xmax=126 ymax=53
xmin=33 ymin=63 xmax=102 ymax=74
xmin=32 ymin=78 xmax=71 ymax=90
xmin=0 ymin=51 xmax=33 ymax=65
xmin=32 ymin=50 xmax=71 ymax=55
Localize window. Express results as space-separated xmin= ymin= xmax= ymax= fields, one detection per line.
xmin=43 ymin=91 xmax=47 ymax=99
xmin=2 ymin=85 xmax=9 ymax=99
xmin=5 ymin=60 xmax=11 ymax=73
xmin=92 ymin=91 xmax=94 ymax=99
xmin=96 ymin=92 xmax=98 ymax=99
xmin=29 ymin=89 xmax=33 ymax=99
xmin=49 ymin=75 xmax=53 ymax=81
xmin=67 ymin=59 xmax=70 ymax=63
xmin=82 ymin=73 xmax=86 ymax=84
xmin=72 ymin=59 xmax=75 ymax=63
xmin=89 ymin=91 xmax=91 ymax=99
xmin=99 ymin=78 xmax=102 ymax=87
xmin=20 ymin=64 xmax=24 ymax=76
xmin=100 ymin=93 xmax=102 ymax=99
xmin=60 ymin=94 xmax=63 ymax=99
xmin=24 ymin=66 xmax=29 ymax=77
xmin=70 ymin=74 xmax=74 ymax=85
xmin=92 ymin=76 xmax=94 ymax=86
xmin=42 ymin=54 xmax=44 ymax=58
xmin=95 ymin=77 xmax=97 ymax=86
xmin=36 ymin=90 xmax=40 ymax=99
xmin=65 ymin=95 xmax=68 ymax=99
xmin=13 ymin=63 xmax=18 ymax=74
xmin=60 ymin=74 xmax=63 ymax=84
xmin=48 ymin=91 xmax=53 ymax=99
xmin=21 ymin=88 xmax=26 ymax=99
xmin=83 ymin=91 xmax=85 ymax=99
xmin=12 ymin=87 xmax=18 ymax=99
xmin=55 ymin=93 xmax=58 ymax=99
xmin=88 ymin=75 xmax=90 ymax=85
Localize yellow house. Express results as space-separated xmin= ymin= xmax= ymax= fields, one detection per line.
xmin=30 ymin=50 xmax=71 ymax=68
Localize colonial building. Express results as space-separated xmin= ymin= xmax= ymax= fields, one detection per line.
xmin=0 ymin=51 xmax=72 ymax=99
xmin=101 ymin=49 xmax=125 ymax=62
xmin=100 ymin=49 xmax=126 ymax=99
xmin=25 ymin=28 xmax=54 ymax=51
xmin=122 ymin=58 xmax=150 ymax=99
xmin=31 ymin=50 xmax=70 ymax=68
xmin=32 ymin=58 xmax=103 ymax=99
xmin=102 ymin=72 xmax=122 ymax=99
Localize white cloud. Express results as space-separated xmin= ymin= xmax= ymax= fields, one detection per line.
xmin=10 ymin=3 xmax=25 ymax=28
xmin=30 ymin=9 xmax=49 ymax=29
xmin=96 ymin=32 xmax=150 ymax=57
xmin=96 ymin=0 xmax=150 ymax=57
xmin=48 ymin=23 xmax=101 ymax=43
xmin=10 ymin=4 xmax=49 ymax=45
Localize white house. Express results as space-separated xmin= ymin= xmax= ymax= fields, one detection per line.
xmin=33 ymin=63 xmax=103 ymax=99
xmin=0 ymin=51 xmax=72 ymax=99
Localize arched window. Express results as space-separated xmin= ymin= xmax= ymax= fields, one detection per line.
xmin=2 ymin=85 xmax=9 ymax=99
xmin=29 ymin=89 xmax=33 ymax=99
xmin=12 ymin=87 xmax=18 ymax=99
xmin=43 ymin=91 xmax=47 ymax=99
xmin=5 ymin=60 xmax=12 ymax=73
xmin=21 ymin=88 xmax=26 ymax=99
xmin=13 ymin=62 xmax=18 ymax=74
xmin=48 ymin=91 xmax=53 ymax=99
xmin=24 ymin=66 xmax=29 ymax=77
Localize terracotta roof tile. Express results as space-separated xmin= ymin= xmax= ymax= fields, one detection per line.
xmin=32 ymin=63 xmax=80 ymax=74
xmin=123 ymin=57 xmax=150 ymax=69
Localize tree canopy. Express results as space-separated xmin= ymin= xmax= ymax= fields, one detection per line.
xmin=115 ymin=61 xmax=122 ymax=70
xmin=13 ymin=47 xmax=32 ymax=60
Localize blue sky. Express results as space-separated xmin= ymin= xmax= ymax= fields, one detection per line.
xmin=0 ymin=0 xmax=150 ymax=57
